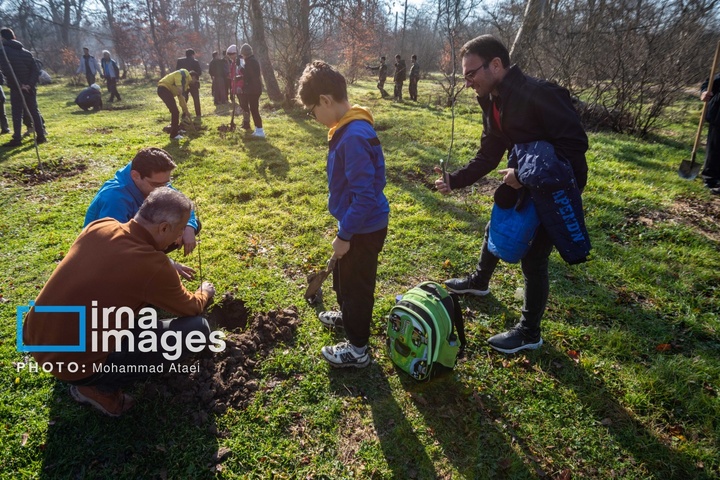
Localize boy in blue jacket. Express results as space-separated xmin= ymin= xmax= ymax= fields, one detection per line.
xmin=296 ymin=61 xmax=390 ymax=368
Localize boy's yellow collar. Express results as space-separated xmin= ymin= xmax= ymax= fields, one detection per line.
xmin=328 ymin=106 xmax=374 ymax=141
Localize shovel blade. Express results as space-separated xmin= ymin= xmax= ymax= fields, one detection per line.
xmin=678 ymin=159 xmax=702 ymax=180
xmin=303 ymin=257 xmax=337 ymax=302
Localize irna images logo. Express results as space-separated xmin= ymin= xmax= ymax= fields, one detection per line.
xmin=17 ymin=301 xmax=226 ymax=361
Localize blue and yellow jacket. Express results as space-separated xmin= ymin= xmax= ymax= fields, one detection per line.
xmin=327 ymin=106 xmax=389 ymax=240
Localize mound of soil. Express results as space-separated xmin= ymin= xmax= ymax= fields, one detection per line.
xmin=2 ymin=159 xmax=87 ymax=185
xmin=147 ymin=301 xmax=299 ymax=421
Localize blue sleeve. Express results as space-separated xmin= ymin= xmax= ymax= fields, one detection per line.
xmin=83 ymin=189 xmax=136 ymax=227
xmin=336 ymin=135 xmax=377 ymax=240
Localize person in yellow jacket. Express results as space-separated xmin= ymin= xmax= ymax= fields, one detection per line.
xmin=157 ymin=69 xmax=199 ymax=140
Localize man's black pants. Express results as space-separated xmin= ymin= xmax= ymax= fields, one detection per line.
xmin=157 ymin=86 xmax=180 ymax=137
xmin=10 ymin=87 xmax=44 ymax=141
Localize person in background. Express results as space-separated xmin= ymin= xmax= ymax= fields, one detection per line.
xmin=393 ymin=54 xmax=406 ymax=101
xmin=75 ymin=83 xmax=102 ymax=111
xmin=209 ymin=51 xmax=227 ymax=105
xmin=239 ymin=43 xmax=264 ymax=137
xmin=100 ymin=50 xmax=121 ymax=103
xmin=77 ymin=47 xmax=100 ymax=86
xmin=0 ymin=77 xmax=9 ymax=134
xmin=156 ymin=68 xmax=198 ymax=140
xmin=409 ymin=54 xmax=420 ymax=102
xmin=175 ymin=48 xmax=202 ymax=118
xmin=700 ymin=71 xmax=720 ymax=194
xmin=366 ymin=56 xmax=389 ymax=98
xmin=0 ymin=27 xmax=46 ymax=147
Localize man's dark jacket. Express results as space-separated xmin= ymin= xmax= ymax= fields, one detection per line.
xmin=394 ymin=59 xmax=406 ymax=82
xmin=449 ymin=65 xmax=588 ymax=191
xmin=702 ymin=73 xmax=720 ymax=126
xmin=448 ymin=65 xmax=590 ymax=263
xmin=0 ymin=39 xmax=39 ymax=90
xmin=176 ymin=56 xmax=201 ymax=76
xmin=241 ymin=55 xmax=262 ymax=95
xmin=75 ymin=86 xmax=102 ymax=110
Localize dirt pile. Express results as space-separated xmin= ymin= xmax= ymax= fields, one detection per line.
xmin=148 ymin=294 xmax=299 ymax=421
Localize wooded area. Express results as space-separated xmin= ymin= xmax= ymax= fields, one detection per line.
xmin=1 ymin=0 xmax=719 ymax=136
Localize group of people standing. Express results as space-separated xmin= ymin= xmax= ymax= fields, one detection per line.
xmin=75 ymin=47 xmax=122 ymax=112
xmin=366 ymin=53 xmax=420 ymax=101
xmin=157 ymin=43 xmax=264 ymax=140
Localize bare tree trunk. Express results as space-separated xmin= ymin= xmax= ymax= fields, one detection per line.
xmin=509 ymin=0 xmax=546 ymax=66
xmin=145 ymin=0 xmax=166 ymax=76
xmin=249 ymin=0 xmax=283 ymax=102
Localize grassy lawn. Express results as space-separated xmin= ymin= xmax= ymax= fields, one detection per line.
xmin=1 ymin=75 xmax=719 ymax=479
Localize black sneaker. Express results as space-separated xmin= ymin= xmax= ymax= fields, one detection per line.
xmin=3 ymin=138 xmax=22 ymax=147
xmin=704 ymin=179 xmax=719 ymax=189
xmin=318 ymin=311 xmax=343 ymax=328
xmin=487 ymin=327 xmax=543 ymax=354
xmin=444 ymin=271 xmax=490 ymax=296
xmin=710 ymin=187 xmax=720 ymax=196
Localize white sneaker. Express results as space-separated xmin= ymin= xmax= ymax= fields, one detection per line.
xmin=172 ymin=134 xmax=184 ymax=140
xmin=321 ymin=341 xmax=370 ymax=368
xmin=252 ymin=128 xmax=265 ymax=138
xmin=318 ymin=311 xmax=343 ymax=328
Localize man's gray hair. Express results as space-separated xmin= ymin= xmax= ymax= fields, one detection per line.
xmin=136 ymin=187 xmax=193 ymax=226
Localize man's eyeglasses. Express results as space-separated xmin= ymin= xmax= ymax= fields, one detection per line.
xmin=307 ymin=104 xmax=318 ymax=119
xmin=146 ymin=178 xmax=171 ymax=188
xmin=464 ymin=62 xmax=490 ymax=82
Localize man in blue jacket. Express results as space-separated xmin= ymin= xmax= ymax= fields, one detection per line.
xmin=435 ymin=35 xmax=589 ymax=354
xmin=84 ymin=147 xmax=201 ymax=279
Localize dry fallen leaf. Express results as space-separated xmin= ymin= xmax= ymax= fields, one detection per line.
xmin=656 ymin=343 xmax=672 ymax=352
xmin=567 ymin=350 xmax=580 ymax=362
xmin=21 ymin=433 xmax=29 ymax=446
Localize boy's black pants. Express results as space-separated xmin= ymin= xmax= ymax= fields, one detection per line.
xmin=332 ymin=227 xmax=387 ymax=348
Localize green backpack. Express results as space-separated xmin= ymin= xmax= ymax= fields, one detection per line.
xmin=386 ymin=281 xmax=466 ymax=380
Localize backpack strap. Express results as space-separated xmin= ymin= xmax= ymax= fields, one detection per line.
xmin=418 ymin=282 xmax=466 ymax=356
xmin=449 ymin=293 xmax=466 ymax=357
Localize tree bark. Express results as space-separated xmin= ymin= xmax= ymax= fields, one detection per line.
xmin=249 ymin=0 xmax=283 ymax=102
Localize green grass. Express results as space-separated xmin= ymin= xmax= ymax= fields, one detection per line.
xmin=1 ymin=76 xmax=719 ymax=479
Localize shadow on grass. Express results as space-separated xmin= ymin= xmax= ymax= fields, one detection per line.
xmin=327 ymin=362 xmax=438 ymax=478
xmin=397 ymin=370 xmax=539 ymax=478
xmin=245 ymin=138 xmax=289 ymax=180
xmin=40 ymin=376 xmax=221 ymax=479
xmin=540 ymin=344 xmax=714 ymax=479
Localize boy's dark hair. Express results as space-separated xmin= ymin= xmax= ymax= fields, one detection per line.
xmin=189 ymin=71 xmax=200 ymax=80
xmin=395 ymin=54 xmax=401 ymax=59
xmin=380 ymin=56 xmax=386 ymax=61
xmin=131 ymin=147 xmax=176 ymax=178
xmin=296 ymin=60 xmax=348 ymax=107
xmin=460 ymin=35 xmax=510 ymax=68
xmin=1 ymin=28 xmax=15 ymax=40
xmin=212 ymin=51 xmax=218 ymax=57
xmin=185 ymin=48 xmax=195 ymax=57
xmin=411 ymin=54 xmax=417 ymax=60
